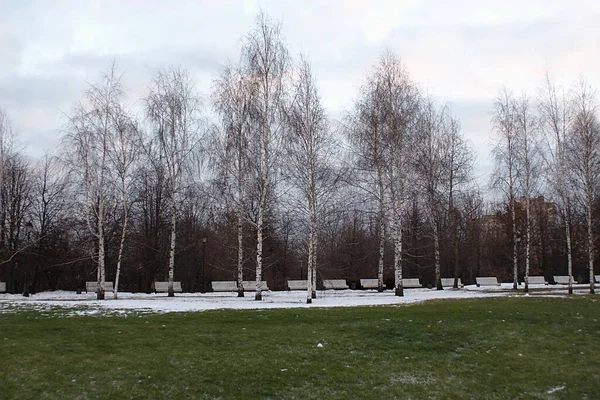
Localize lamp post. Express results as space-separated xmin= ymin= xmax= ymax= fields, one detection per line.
xmin=23 ymin=221 xmax=33 ymax=297
xmin=201 ymin=237 xmax=207 ymax=293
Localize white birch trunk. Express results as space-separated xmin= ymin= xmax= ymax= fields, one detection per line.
xmin=587 ymin=194 xmax=595 ymax=294
xmin=167 ymin=185 xmax=176 ymax=297
xmin=511 ymin=195 xmax=518 ymax=290
xmin=432 ymin=215 xmax=442 ymax=290
xmin=97 ymin=195 xmax=106 ymax=300
xmin=237 ymin=205 xmax=244 ymax=297
xmin=114 ymin=176 xmax=128 ymax=299
xmin=524 ymin=195 xmax=531 ymax=292
xmin=392 ymin=214 xmax=403 ymax=297
xmin=377 ymin=166 xmax=385 ymax=292
xmin=312 ymin=239 xmax=317 ymax=299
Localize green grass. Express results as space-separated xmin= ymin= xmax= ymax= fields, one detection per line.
xmin=1 ymin=297 xmax=599 ymax=399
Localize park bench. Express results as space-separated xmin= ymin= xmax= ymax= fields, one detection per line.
xmin=475 ymin=277 xmax=500 ymax=287
xmin=553 ymin=276 xmax=572 ymax=284
xmin=287 ymin=280 xmax=308 ymax=290
xmin=211 ymin=281 xmax=238 ymax=292
xmin=242 ymin=280 xmax=270 ymax=291
xmin=525 ymin=276 xmax=548 ymax=285
xmin=323 ymin=279 xmax=349 ymax=290
xmin=360 ymin=278 xmax=381 ymax=289
xmin=441 ymin=278 xmax=464 ymax=288
xmin=0 ymin=282 xmax=5 ymax=292
xmin=85 ymin=281 xmax=114 ymax=293
xmin=402 ymin=278 xmax=422 ymax=288
xmin=154 ymin=281 xmax=183 ymax=293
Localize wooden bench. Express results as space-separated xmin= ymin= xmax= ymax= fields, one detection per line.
xmin=441 ymin=278 xmax=464 ymax=288
xmin=287 ymin=280 xmax=308 ymax=290
xmin=553 ymin=276 xmax=572 ymax=285
xmin=0 ymin=282 xmax=5 ymax=293
xmin=360 ymin=278 xmax=381 ymax=289
xmin=526 ymin=276 xmax=548 ymax=285
xmin=211 ymin=281 xmax=238 ymax=292
xmin=85 ymin=281 xmax=114 ymax=292
xmin=242 ymin=281 xmax=269 ymax=291
xmin=323 ymin=279 xmax=349 ymax=290
xmin=476 ymin=277 xmax=500 ymax=287
xmin=154 ymin=281 xmax=183 ymax=293
xmin=402 ymin=278 xmax=422 ymax=288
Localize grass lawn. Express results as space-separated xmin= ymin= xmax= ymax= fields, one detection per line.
xmin=1 ymin=296 xmax=599 ymax=399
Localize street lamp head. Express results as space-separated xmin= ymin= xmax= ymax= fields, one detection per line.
xmin=202 ymin=237 xmax=207 ymax=243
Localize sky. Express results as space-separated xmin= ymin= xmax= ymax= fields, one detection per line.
xmin=1 ymin=0 xmax=599 ymax=190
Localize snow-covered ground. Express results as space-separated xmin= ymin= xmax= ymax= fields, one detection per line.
xmin=0 ymin=283 xmax=591 ymax=314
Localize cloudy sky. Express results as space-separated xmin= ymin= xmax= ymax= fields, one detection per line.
xmin=1 ymin=0 xmax=599 ymax=187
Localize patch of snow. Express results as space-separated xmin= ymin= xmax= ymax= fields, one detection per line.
xmin=547 ymin=385 xmax=565 ymax=394
xmin=0 ymin=286 xmax=588 ymax=315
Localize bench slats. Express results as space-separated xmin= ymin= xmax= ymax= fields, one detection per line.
xmin=475 ymin=277 xmax=500 ymax=287
xmin=211 ymin=281 xmax=238 ymax=292
xmin=441 ymin=278 xmax=463 ymax=288
xmin=242 ymin=281 xmax=269 ymax=291
xmin=402 ymin=278 xmax=421 ymax=288
xmin=323 ymin=279 xmax=348 ymax=290
xmin=526 ymin=276 xmax=548 ymax=285
xmin=553 ymin=276 xmax=572 ymax=284
xmin=360 ymin=279 xmax=380 ymax=289
xmin=85 ymin=281 xmax=115 ymax=292
xmin=287 ymin=280 xmax=308 ymax=290
xmin=154 ymin=281 xmax=183 ymax=293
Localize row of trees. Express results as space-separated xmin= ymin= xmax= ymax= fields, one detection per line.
xmin=1 ymin=13 xmax=597 ymax=301
xmin=492 ymin=77 xmax=599 ymax=295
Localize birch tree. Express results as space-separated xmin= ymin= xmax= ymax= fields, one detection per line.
xmin=492 ymin=89 xmax=520 ymax=290
xmin=285 ymin=57 xmax=338 ymax=304
xmin=63 ymin=66 xmax=123 ymax=300
xmin=442 ymin=116 xmax=473 ymax=289
xmin=107 ymin=109 xmax=140 ymax=299
xmin=413 ymin=99 xmax=447 ymax=290
xmin=568 ymin=80 xmax=599 ymax=295
xmin=348 ymin=80 xmax=387 ymax=292
xmin=538 ymin=75 xmax=574 ymax=293
xmin=378 ymin=52 xmax=419 ymax=296
xmin=514 ymin=95 xmax=538 ymax=292
xmin=212 ymin=62 xmax=254 ymax=297
xmin=242 ymin=12 xmax=290 ymax=301
xmin=146 ymin=68 xmax=203 ymax=297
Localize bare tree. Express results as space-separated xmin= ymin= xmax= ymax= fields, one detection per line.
xmin=242 ymin=12 xmax=290 ymax=300
xmin=108 ymin=109 xmax=140 ymax=298
xmin=514 ymin=94 xmax=539 ymax=292
xmin=212 ymin=62 xmax=254 ymax=297
xmin=285 ymin=56 xmax=339 ymax=303
xmin=145 ymin=67 xmax=203 ymax=297
xmin=348 ymin=79 xmax=388 ymax=293
xmin=568 ymin=79 xmax=599 ymax=295
xmin=492 ymin=89 xmax=520 ymax=290
xmin=442 ymin=116 xmax=473 ymax=289
xmin=538 ymin=75 xmax=574 ymax=293
xmin=378 ymin=52 xmax=419 ymax=296
xmin=62 ymin=65 xmax=124 ymax=300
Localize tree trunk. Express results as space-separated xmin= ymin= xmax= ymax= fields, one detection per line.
xmin=237 ymin=202 xmax=244 ymax=298
xmin=167 ymin=192 xmax=176 ymax=297
xmin=114 ymin=179 xmax=128 ymax=299
xmin=97 ymin=197 xmax=105 ymax=301
xmin=393 ymin=218 xmax=403 ymax=297
xmin=432 ymin=216 xmax=442 ymax=290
